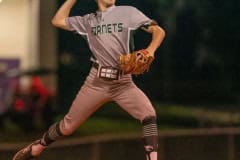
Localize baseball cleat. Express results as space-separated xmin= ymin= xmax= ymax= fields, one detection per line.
xmin=12 ymin=140 xmax=41 ymax=160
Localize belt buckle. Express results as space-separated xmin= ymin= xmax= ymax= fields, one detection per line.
xmin=97 ymin=66 xmax=120 ymax=81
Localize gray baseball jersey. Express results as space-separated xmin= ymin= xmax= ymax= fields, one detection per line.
xmin=66 ymin=5 xmax=152 ymax=68
xmin=61 ymin=4 xmax=156 ymax=131
xmin=60 ymin=7 xmax=157 ymax=159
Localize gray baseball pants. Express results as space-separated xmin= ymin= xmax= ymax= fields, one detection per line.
xmin=60 ymin=67 xmax=156 ymax=135
xmin=40 ymin=67 xmax=158 ymax=160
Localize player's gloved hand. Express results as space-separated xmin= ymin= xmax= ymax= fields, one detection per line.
xmin=119 ymin=49 xmax=154 ymax=75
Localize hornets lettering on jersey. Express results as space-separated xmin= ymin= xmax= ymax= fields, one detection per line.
xmin=91 ymin=23 xmax=123 ymax=35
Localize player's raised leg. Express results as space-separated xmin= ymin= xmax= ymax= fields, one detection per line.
xmin=112 ymin=82 xmax=158 ymax=160
xmin=12 ymin=69 xmax=110 ymax=160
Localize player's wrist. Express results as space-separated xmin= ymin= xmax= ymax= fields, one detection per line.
xmin=145 ymin=48 xmax=155 ymax=57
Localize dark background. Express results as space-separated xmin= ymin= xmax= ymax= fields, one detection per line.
xmin=1 ymin=1 xmax=240 ymax=159
xmin=57 ymin=0 xmax=240 ymax=112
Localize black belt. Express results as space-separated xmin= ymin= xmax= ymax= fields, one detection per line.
xmin=92 ymin=62 xmax=100 ymax=69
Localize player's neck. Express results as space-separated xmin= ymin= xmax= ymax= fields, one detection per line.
xmin=97 ymin=3 xmax=114 ymax=12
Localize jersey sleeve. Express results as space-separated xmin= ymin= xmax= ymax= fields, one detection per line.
xmin=129 ymin=7 xmax=153 ymax=30
xmin=66 ymin=16 xmax=88 ymax=35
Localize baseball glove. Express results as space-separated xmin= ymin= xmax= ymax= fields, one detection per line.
xmin=119 ymin=49 xmax=154 ymax=75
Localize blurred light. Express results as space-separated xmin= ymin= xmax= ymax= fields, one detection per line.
xmin=0 ymin=0 xmax=2 ymax=3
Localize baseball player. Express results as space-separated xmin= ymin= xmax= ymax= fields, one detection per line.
xmin=12 ymin=0 xmax=165 ymax=160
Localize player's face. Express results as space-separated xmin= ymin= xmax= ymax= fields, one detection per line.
xmin=97 ymin=0 xmax=116 ymax=8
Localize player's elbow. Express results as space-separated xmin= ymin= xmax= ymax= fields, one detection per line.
xmin=149 ymin=25 xmax=166 ymax=38
xmin=155 ymin=26 xmax=166 ymax=38
xmin=51 ymin=18 xmax=60 ymax=27
xmin=52 ymin=18 xmax=70 ymax=30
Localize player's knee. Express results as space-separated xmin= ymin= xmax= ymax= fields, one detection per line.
xmin=60 ymin=126 xmax=75 ymax=136
xmin=142 ymin=108 xmax=157 ymax=122
xmin=151 ymin=109 xmax=157 ymax=117
xmin=59 ymin=120 xmax=76 ymax=136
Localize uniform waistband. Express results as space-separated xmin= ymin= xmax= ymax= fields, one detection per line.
xmin=91 ymin=62 xmax=130 ymax=81
xmin=92 ymin=62 xmax=120 ymax=71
